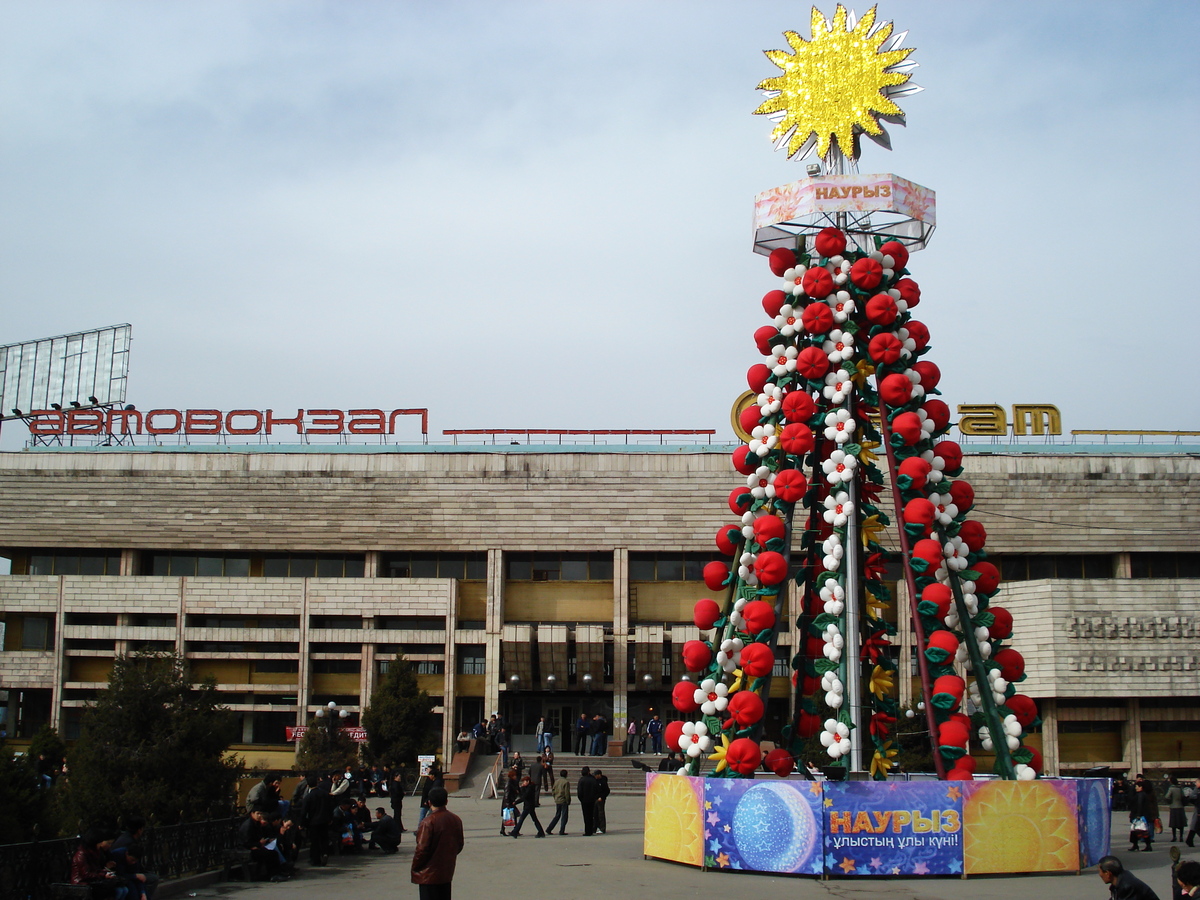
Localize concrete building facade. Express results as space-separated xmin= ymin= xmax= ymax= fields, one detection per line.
xmin=0 ymin=443 xmax=1197 ymax=774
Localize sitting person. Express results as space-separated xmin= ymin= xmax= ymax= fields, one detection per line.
xmin=237 ymin=809 xmax=283 ymax=881
xmin=456 ymin=729 xmax=471 ymax=753
xmin=332 ymin=798 xmax=363 ymax=853
xmin=110 ymin=818 xmax=158 ymax=900
xmin=353 ymin=797 xmax=374 ymax=838
xmin=71 ymin=828 xmax=128 ymax=900
xmin=369 ymin=807 xmax=402 ymax=853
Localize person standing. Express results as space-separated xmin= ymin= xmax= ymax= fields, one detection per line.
xmin=638 ymin=718 xmax=649 ymax=754
xmin=593 ymin=769 xmax=610 ymax=835
xmin=420 ymin=766 xmax=445 ymax=825
xmin=546 ymin=769 xmax=571 ymax=835
xmin=540 ymin=747 xmax=555 ymax=791
xmin=1096 ymin=855 xmax=1159 ymax=899
xmin=626 ymin=719 xmax=638 ymax=755
xmin=1187 ymin=779 xmax=1200 ymax=847
xmin=411 ymin=787 xmax=464 ymax=900
xmin=509 ymin=774 xmax=545 ymax=838
xmin=1167 ymin=776 xmax=1187 ymax=842
xmin=303 ymin=775 xmax=334 ymax=867
xmin=575 ymin=714 xmax=589 ymax=755
xmin=589 ymin=715 xmax=605 ymax=756
xmin=647 ymin=715 xmax=663 ymax=754
xmin=577 ymin=767 xmax=600 ymax=836
xmin=535 ymin=717 xmax=547 ymax=753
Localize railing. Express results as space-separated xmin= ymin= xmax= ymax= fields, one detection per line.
xmin=443 ymin=428 xmax=717 ymax=446
xmin=0 ymin=819 xmax=240 ymax=900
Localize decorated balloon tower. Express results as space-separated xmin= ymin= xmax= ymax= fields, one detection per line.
xmin=669 ymin=4 xmax=1041 ymax=782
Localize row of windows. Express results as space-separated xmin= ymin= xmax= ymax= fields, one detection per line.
xmin=18 ymin=550 xmax=1200 ymax=582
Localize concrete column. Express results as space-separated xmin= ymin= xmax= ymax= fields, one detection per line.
xmin=296 ymin=579 xmax=311 ymax=727
xmin=119 ymin=549 xmax=140 ymax=577
xmin=895 ymin=578 xmax=913 ymax=710
xmin=50 ymin=576 xmax=65 ymax=730
xmin=364 ymin=551 xmax=380 ymax=578
xmin=484 ymin=549 xmax=504 ymax=718
xmin=1040 ymin=698 xmax=1059 ymax=776
xmin=442 ymin=580 xmax=459 ymax=761
xmin=612 ymin=550 xmax=629 ymax=733
xmin=1123 ymin=698 xmax=1143 ymax=774
xmin=175 ymin=577 xmax=186 ymax=656
xmin=1115 ymin=552 xmax=1132 ymax=579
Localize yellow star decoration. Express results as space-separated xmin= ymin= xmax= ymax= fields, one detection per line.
xmin=860 ymin=514 xmax=885 ymax=548
xmin=850 ymin=360 xmax=876 ymax=389
xmin=824 ymin=796 xmax=834 ymax=808
xmin=947 ymin=785 xmax=962 ymax=800
xmin=729 ymin=668 xmax=746 ymax=693
xmin=868 ymin=665 xmax=893 ymax=699
xmin=870 ymin=740 xmax=898 ymax=778
xmin=754 ymin=5 xmax=914 ymax=161
xmin=709 ymin=734 xmax=732 ymax=773
xmin=717 ymin=851 xmax=731 ymax=868
xmin=856 ymin=438 xmax=880 ymax=465
xmin=839 ymin=856 xmax=857 ymax=874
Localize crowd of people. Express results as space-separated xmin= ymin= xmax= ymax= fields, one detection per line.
xmin=1118 ymin=772 xmax=1200 ymax=852
xmin=68 ymin=818 xmax=158 ymax=900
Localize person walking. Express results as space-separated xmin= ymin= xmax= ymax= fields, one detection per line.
xmin=499 ymin=769 xmax=520 ymax=837
xmin=577 ymin=766 xmax=600 ymax=836
xmin=540 ymin=747 xmax=555 ymax=791
xmin=546 ymin=769 xmax=571 ymax=835
xmin=410 ymin=787 xmax=464 ymax=900
xmin=420 ymin=766 xmax=445 ymax=825
xmin=593 ymin=769 xmax=610 ymax=835
xmin=510 ymin=774 xmax=545 ymax=839
xmin=1186 ymin=778 xmax=1200 ymax=847
xmin=1129 ymin=777 xmax=1160 ymax=852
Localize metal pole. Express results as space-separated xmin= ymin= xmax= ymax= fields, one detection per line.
xmin=842 ymin=392 xmax=863 ymax=774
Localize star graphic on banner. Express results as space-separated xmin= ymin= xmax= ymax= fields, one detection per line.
xmin=723 ymin=824 xmax=731 ymax=833
xmin=869 ymin=857 xmax=883 ymax=869
xmin=825 ymin=853 xmax=838 ymax=869
xmin=723 ymin=780 xmax=737 ymax=791
xmin=891 ymin=866 xmax=901 ymax=875
xmin=949 ymin=859 xmax=962 ymax=874
xmin=839 ymin=857 xmax=856 ymax=874
xmin=704 ymin=800 xmax=712 ymax=810
xmin=809 ymin=781 xmax=822 ymax=795
xmin=709 ymin=839 xmax=721 ymax=854
xmin=824 ymin=797 xmax=834 ymax=807
xmin=704 ymin=828 xmax=711 ymax=839
xmin=947 ymin=786 xmax=962 ymax=800
xmin=716 ymin=852 xmax=731 ymax=868
xmin=707 ymin=812 xmax=720 ymax=825
xmin=810 ymin=859 xmax=824 ymax=874
xmin=732 ymin=861 xmax=743 ymax=870
xmin=712 ymin=795 xmax=723 ymax=807
xmin=913 ymin=862 xmax=929 ymax=875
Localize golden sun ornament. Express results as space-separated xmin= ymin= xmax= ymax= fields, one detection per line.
xmin=754 ymin=5 xmax=920 ymax=165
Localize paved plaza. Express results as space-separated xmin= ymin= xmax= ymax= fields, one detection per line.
xmin=180 ymin=791 xmax=1189 ymax=900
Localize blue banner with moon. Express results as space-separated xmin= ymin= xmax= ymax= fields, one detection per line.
xmin=644 ymin=775 xmax=1110 ymax=877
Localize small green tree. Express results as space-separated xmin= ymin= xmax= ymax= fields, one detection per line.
xmin=361 ymin=657 xmax=437 ymax=766
xmin=295 ymin=715 xmax=358 ymax=772
xmin=27 ymin=724 xmax=67 ymax=770
xmin=67 ymin=652 xmax=242 ymax=826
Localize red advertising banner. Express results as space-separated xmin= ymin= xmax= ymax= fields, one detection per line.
xmin=286 ymin=726 xmax=369 ymax=743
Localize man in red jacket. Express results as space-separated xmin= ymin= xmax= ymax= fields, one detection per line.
xmin=411 ymin=787 xmax=464 ymax=900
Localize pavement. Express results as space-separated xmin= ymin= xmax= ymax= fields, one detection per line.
xmin=178 ymin=793 xmax=1189 ymax=900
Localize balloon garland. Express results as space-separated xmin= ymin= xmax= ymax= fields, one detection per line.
xmin=676 ymin=226 xmax=1040 ymax=781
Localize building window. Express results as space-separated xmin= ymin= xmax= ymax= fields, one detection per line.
xmin=130 ymin=614 xmax=176 ymax=628
xmin=457 ymin=646 xmax=486 ymax=675
xmin=310 ymin=616 xmax=362 ymax=630
xmin=253 ymin=660 xmax=299 ymax=674
xmin=1131 ymin=553 xmax=1200 ymax=579
xmin=312 ymin=660 xmax=361 ymax=675
xmin=29 ymin=551 xmax=121 ymax=576
xmin=628 ymin=552 xmax=710 ymax=582
xmin=376 ymin=616 xmax=446 ymax=631
xmin=263 ymin=554 xmax=365 ymax=578
xmin=773 ymin=653 xmax=789 ymax=677
xmin=505 ymin=552 xmax=613 ymax=582
xmin=413 ymin=660 xmax=445 ymax=675
xmin=187 ymin=615 xmax=299 ymax=629
xmin=997 ymin=554 xmax=1112 ymax=581
xmin=21 ymin=616 xmax=51 ymax=650
xmin=65 ymin=613 xmax=118 ymax=627
xmin=145 ymin=553 xmax=250 ymax=576
xmin=383 ymin=552 xmax=486 ymax=580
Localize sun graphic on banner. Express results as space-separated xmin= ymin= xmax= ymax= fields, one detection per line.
xmin=753 ymin=5 xmax=919 ymax=163
xmin=644 ymin=775 xmax=705 ymax=867
xmin=963 ymin=781 xmax=1080 ymax=875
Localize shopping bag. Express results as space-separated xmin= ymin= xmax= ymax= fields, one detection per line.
xmin=502 ymin=807 xmax=516 ymax=827
xmin=1131 ymin=816 xmax=1149 ymax=835
xmin=1155 ymin=818 xmax=1164 ymax=834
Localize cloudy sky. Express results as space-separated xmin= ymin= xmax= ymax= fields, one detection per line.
xmin=1 ymin=1 xmax=1196 ymax=449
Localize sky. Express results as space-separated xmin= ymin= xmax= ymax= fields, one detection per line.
xmin=0 ymin=0 xmax=1197 ymax=449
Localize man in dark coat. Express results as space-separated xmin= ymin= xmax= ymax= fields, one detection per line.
xmin=576 ymin=766 xmax=600 ymax=836
xmin=1097 ymin=855 xmax=1160 ymax=899
xmin=411 ymin=787 xmax=464 ymax=900
xmin=303 ymin=775 xmax=335 ymax=866
xmin=593 ymin=769 xmax=610 ymax=834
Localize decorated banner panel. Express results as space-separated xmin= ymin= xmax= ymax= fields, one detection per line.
xmin=645 ymin=777 xmax=1107 ymax=879
xmin=823 ymin=780 xmax=962 ymax=876
xmin=961 ymin=779 xmax=1080 ymax=876
xmin=643 ymin=773 xmax=706 ymax=867
xmin=1077 ymin=778 xmax=1113 ymax=868
xmin=702 ymin=777 xmax=824 ymax=874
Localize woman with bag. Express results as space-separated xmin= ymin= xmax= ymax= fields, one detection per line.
xmin=1129 ymin=778 xmax=1159 ymax=852
xmin=500 ymin=769 xmax=520 ymax=837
